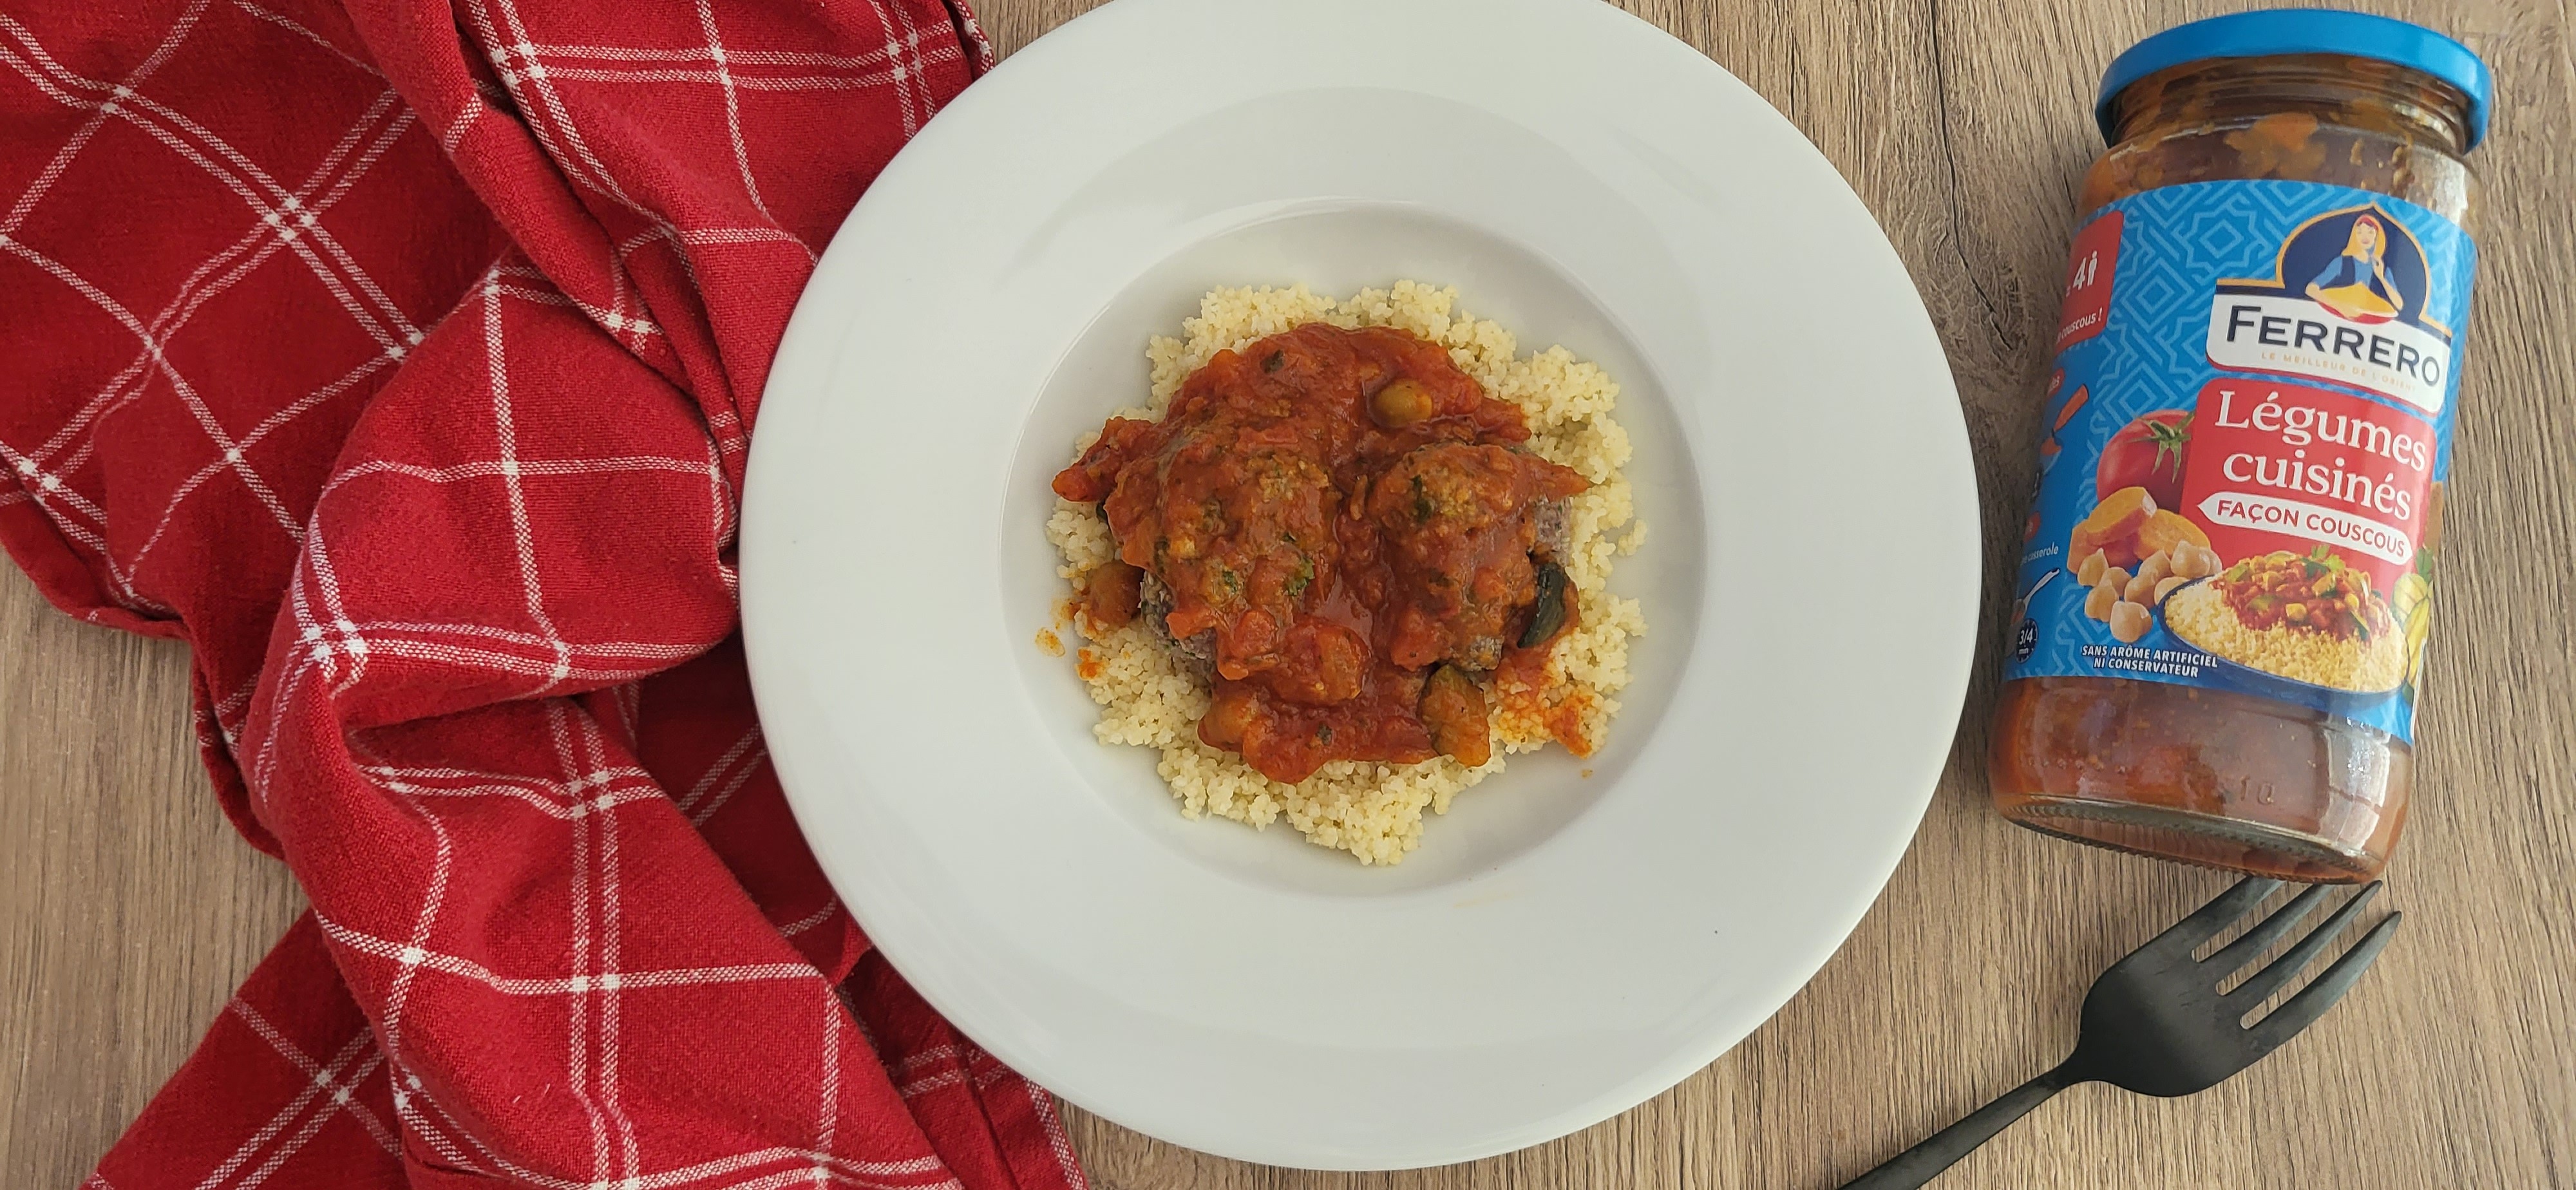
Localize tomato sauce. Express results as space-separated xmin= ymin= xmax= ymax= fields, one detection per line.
xmin=1053 ymin=323 xmax=1588 ymax=784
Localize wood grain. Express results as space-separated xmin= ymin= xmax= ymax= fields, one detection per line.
xmin=0 ymin=564 xmax=307 ymax=1184
xmin=6 ymin=1 xmax=2573 ymax=1186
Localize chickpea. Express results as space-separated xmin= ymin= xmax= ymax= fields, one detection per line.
xmin=2123 ymin=571 xmax=2160 ymax=605
xmin=2108 ymin=600 xmax=2152 ymax=643
xmin=2086 ymin=579 xmax=2120 ymax=621
xmin=2165 ymin=544 xmax=2198 ymax=580
xmin=1368 ymin=378 xmax=1437 ymax=428
xmin=2101 ymin=566 xmax=2132 ymax=593
xmin=2076 ymin=548 xmax=2110 ymax=587
xmin=2181 ymin=542 xmax=2222 ymax=580
xmin=2154 ymin=575 xmax=2188 ymax=603
xmin=2136 ymin=551 xmax=2172 ymax=587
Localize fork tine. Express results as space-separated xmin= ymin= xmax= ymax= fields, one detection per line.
xmin=2205 ymin=882 xmax=2334 ymax=976
xmin=2228 ymin=882 xmax=2382 ymax=1006
xmin=2248 ymin=911 xmax=2401 ymax=1050
xmin=2141 ymin=876 xmax=2283 ymax=958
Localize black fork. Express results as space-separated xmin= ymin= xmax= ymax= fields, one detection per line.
xmin=1841 ymin=878 xmax=2401 ymax=1189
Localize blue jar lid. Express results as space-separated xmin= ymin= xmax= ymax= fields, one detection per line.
xmin=2097 ymin=9 xmax=2492 ymax=149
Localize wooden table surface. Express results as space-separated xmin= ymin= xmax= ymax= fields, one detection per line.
xmin=7 ymin=0 xmax=2573 ymax=1186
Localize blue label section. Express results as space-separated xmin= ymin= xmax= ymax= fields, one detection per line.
xmin=2005 ymin=180 xmax=2476 ymax=744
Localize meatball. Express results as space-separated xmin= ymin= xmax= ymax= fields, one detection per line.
xmin=1365 ymin=442 xmax=1585 ymax=670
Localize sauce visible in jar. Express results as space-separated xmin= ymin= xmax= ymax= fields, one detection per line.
xmin=1991 ymin=12 xmax=2491 ymax=882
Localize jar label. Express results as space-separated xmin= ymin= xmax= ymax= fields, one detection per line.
xmin=2007 ymin=180 xmax=2474 ymax=742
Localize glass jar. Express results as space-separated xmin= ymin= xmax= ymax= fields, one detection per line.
xmin=1990 ymin=12 xmax=2491 ymax=882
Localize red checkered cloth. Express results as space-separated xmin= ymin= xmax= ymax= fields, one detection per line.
xmin=0 ymin=1 xmax=1091 ymax=1187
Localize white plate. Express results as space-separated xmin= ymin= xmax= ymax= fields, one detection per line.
xmin=743 ymin=0 xmax=1977 ymax=1170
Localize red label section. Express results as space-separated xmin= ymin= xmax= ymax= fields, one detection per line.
xmin=2056 ymin=211 xmax=2122 ymax=351
xmin=2178 ymin=379 xmax=2436 ymax=593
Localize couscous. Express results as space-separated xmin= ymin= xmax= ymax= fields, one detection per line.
xmin=2164 ymin=549 xmax=2407 ymax=692
xmin=1045 ymin=282 xmax=1646 ymax=864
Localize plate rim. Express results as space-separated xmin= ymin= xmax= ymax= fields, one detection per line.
xmin=742 ymin=0 xmax=1980 ymax=1168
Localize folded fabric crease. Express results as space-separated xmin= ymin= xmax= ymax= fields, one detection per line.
xmin=0 ymin=1 xmax=1076 ymax=1185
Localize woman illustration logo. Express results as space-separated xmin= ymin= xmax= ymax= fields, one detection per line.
xmin=2304 ymin=214 xmax=2406 ymax=323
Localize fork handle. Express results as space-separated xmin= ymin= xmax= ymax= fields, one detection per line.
xmin=1837 ymin=1061 xmax=2079 ymax=1189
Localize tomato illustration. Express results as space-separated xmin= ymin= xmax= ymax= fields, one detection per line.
xmin=2096 ymin=410 xmax=2192 ymax=509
